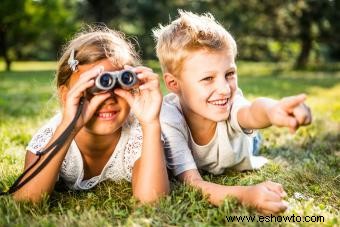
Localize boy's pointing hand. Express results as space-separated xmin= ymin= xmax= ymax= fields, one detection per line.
xmin=268 ymin=94 xmax=312 ymax=133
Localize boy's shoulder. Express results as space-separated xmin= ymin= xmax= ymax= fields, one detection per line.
xmin=160 ymin=93 xmax=186 ymax=125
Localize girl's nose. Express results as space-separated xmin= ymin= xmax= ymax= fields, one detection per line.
xmin=103 ymin=91 xmax=118 ymax=104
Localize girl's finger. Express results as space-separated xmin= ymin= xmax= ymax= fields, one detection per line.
xmin=137 ymin=72 xmax=159 ymax=82
xmin=139 ymin=80 xmax=160 ymax=91
xmin=85 ymin=92 xmax=112 ymax=118
xmin=128 ymin=65 xmax=153 ymax=74
xmin=78 ymin=65 xmax=104 ymax=83
xmin=114 ymin=88 xmax=134 ymax=106
xmin=69 ymin=66 xmax=103 ymax=93
xmin=67 ymin=79 xmax=95 ymax=102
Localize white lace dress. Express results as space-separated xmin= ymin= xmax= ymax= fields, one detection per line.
xmin=26 ymin=113 xmax=143 ymax=190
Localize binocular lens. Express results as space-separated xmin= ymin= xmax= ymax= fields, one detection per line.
xmin=87 ymin=69 xmax=137 ymax=95
xmin=99 ymin=73 xmax=114 ymax=88
xmin=120 ymin=71 xmax=135 ymax=86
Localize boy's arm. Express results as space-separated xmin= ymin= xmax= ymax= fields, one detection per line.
xmin=178 ymin=169 xmax=288 ymax=214
xmin=237 ymin=94 xmax=312 ymax=132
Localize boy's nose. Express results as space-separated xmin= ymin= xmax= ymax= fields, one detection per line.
xmin=216 ymin=80 xmax=231 ymax=96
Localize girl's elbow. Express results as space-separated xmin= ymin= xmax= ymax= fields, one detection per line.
xmin=13 ymin=190 xmax=49 ymax=203
xmin=134 ymin=187 xmax=170 ymax=203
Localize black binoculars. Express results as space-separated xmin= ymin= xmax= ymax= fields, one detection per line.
xmin=87 ymin=69 xmax=138 ymax=94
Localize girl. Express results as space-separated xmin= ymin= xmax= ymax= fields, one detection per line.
xmin=13 ymin=26 xmax=169 ymax=202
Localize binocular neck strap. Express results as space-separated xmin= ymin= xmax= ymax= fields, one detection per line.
xmin=0 ymin=97 xmax=85 ymax=196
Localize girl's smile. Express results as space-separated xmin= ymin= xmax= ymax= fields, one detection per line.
xmin=96 ymin=110 xmax=120 ymax=120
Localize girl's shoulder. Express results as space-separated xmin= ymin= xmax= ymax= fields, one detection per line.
xmin=26 ymin=113 xmax=62 ymax=154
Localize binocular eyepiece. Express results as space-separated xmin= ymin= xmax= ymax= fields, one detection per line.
xmin=87 ymin=69 xmax=138 ymax=94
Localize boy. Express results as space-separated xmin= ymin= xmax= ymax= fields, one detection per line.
xmin=153 ymin=11 xmax=312 ymax=214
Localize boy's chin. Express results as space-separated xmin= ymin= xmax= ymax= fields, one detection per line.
xmin=205 ymin=113 xmax=230 ymax=122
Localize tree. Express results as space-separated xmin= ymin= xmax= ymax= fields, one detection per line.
xmin=0 ymin=0 xmax=27 ymax=71
xmin=80 ymin=0 xmax=174 ymax=59
xmin=208 ymin=0 xmax=340 ymax=67
xmin=0 ymin=0 xmax=78 ymax=71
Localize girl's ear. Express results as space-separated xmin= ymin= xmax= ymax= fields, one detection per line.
xmin=58 ymin=85 xmax=69 ymax=106
xmin=164 ymin=73 xmax=181 ymax=94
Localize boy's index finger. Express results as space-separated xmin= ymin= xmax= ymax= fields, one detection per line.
xmin=280 ymin=94 xmax=306 ymax=111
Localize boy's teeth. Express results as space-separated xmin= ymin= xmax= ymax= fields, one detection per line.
xmin=209 ymin=99 xmax=227 ymax=105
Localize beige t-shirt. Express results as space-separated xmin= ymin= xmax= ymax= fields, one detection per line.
xmin=161 ymin=91 xmax=268 ymax=176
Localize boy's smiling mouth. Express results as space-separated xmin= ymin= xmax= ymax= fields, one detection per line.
xmin=208 ymin=98 xmax=229 ymax=107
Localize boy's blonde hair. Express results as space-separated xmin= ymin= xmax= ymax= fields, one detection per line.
xmin=153 ymin=10 xmax=237 ymax=76
xmin=56 ymin=26 xmax=140 ymax=88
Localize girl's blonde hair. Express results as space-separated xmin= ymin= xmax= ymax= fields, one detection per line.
xmin=56 ymin=26 xmax=140 ymax=87
xmin=153 ymin=10 xmax=237 ymax=77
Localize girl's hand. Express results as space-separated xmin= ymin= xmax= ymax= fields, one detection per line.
xmin=266 ymin=94 xmax=312 ymax=133
xmin=61 ymin=65 xmax=112 ymax=131
xmin=114 ymin=65 xmax=162 ymax=126
xmin=242 ymin=181 xmax=288 ymax=214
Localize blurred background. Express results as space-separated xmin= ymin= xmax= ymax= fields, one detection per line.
xmin=1 ymin=0 xmax=340 ymax=71
xmin=0 ymin=2 xmax=339 ymax=225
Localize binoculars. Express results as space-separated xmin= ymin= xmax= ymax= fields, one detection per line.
xmin=87 ymin=69 xmax=138 ymax=94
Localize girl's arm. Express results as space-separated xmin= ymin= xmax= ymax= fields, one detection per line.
xmin=15 ymin=123 xmax=76 ymax=202
xmin=14 ymin=66 xmax=109 ymax=202
xmin=237 ymin=94 xmax=311 ymax=133
xmin=115 ymin=66 xmax=170 ymax=203
xmin=132 ymin=121 xmax=170 ymax=202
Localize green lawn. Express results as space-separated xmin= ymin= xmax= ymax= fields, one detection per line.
xmin=0 ymin=61 xmax=339 ymax=226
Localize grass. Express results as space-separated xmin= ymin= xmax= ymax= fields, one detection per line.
xmin=0 ymin=61 xmax=339 ymax=226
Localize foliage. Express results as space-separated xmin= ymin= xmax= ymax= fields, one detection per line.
xmin=0 ymin=61 xmax=339 ymax=226
xmin=0 ymin=0 xmax=78 ymax=70
xmin=2 ymin=0 xmax=340 ymax=70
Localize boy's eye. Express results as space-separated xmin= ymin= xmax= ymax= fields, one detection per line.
xmin=225 ymin=71 xmax=235 ymax=78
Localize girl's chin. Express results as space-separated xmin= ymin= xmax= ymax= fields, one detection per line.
xmin=84 ymin=121 xmax=122 ymax=134
xmin=85 ymin=127 xmax=118 ymax=135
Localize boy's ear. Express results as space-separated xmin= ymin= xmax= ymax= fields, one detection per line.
xmin=58 ymin=85 xmax=69 ymax=106
xmin=164 ymin=72 xmax=181 ymax=94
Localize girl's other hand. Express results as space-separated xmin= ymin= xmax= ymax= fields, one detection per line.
xmin=114 ymin=65 xmax=162 ymax=126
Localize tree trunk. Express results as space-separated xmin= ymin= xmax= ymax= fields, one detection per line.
xmin=0 ymin=26 xmax=11 ymax=71
xmin=295 ymin=36 xmax=312 ymax=69
xmin=295 ymin=9 xmax=312 ymax=69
